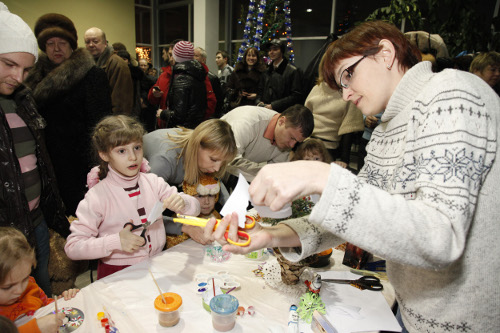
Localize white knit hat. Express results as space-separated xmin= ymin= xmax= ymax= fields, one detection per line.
xmin=172 ymin=41 xmax=194 ymax=63
xmin=0 ymin=3 xmax=38 ymax=61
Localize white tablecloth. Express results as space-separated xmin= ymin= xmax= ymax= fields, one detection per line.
xmin=34 ymin=240 xmax=395 ymax=332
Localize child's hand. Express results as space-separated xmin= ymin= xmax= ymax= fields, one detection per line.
xmin=37 ymin=312 xmax=65 ymax=333
xmin=119 ymin=221 xmax=146 ymax=252
xmin=59 ymin=288 xmax=79 ymax=301
xmin=163 ymin=194 xmax=185 ymax=213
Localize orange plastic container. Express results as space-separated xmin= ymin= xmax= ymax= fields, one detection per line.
xmin=154 ymin=293 xmax=182 ymax=327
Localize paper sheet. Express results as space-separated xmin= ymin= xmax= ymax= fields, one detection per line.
xmin=318 ymin=271 xmax=401 ymax=333
xmin=220 ymin=174 xmax=250 ymax=227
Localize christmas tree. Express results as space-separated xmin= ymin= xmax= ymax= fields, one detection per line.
xmin=236 ymin=0 xmax=295 ymax=64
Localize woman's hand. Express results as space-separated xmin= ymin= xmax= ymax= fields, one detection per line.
xmin=203 ymin=212 xmax=273 ymax=255
xmin=36 ymin=312 xmax=65 ymax=333
xmin=241 ymin=91 xmax=257 ymax=100
xmin=163 ymin=194 xmax=185 ymax=213
xmin=152 ymin=88 xmax=163 ymax=98
xmin=59 ymin=288 xmax=79 ymax=301
xmin=249 ymin=161 xmax=330 ymax=211
xmin=119 ymin=222 xmax=145 ymax=252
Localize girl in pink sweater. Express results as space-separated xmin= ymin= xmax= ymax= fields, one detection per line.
xmin=64 ymin=115 xmax=200 ymax=279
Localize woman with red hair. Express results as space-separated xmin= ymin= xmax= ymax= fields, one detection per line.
xmin=208 ymin=21 xmax=500 ymax=332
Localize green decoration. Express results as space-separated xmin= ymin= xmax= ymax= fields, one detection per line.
xmin=262 ymin=197 xmax=314 ymax=226
xmin=297 ymin=292 xmax=326 ymax=324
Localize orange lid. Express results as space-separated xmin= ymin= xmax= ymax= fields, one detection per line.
xmin=155 ymin=293 xmax=182 ymax=312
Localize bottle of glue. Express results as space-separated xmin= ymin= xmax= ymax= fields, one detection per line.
xmin=288 ymin=304 xmax=299 ymax=333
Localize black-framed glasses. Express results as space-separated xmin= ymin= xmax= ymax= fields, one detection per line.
xmin=338 ymin=55 xmax=367 ymax=92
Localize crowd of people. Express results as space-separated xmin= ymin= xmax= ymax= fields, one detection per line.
xmin=0 ymin=2 xmax=499 ymax=332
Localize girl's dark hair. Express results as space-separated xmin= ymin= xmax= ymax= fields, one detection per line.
xmin=92 ymin=115 xmax=146 ymax=179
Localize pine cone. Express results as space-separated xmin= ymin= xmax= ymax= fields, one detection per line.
xmin=275 ymin=248 xmax=306 ymax=285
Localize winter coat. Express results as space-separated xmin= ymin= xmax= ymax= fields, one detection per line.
xmin=256 ymin=57 xmax=303 ymax=112
xmin=0 ymin=86 xmax=68 ymax=244
xmin=165 ymin=60 xmax=207 ymax=129
xmin=25 ymin=48 xmax=112 ymax=216
xmin=226 ymin=63 xmax=264 ymax=109
xmin=94 ymin=46 xmax=134 ymax=115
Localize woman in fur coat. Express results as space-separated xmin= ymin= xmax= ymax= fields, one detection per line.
xmin=25 ymin=14 xmax=112 ymax=216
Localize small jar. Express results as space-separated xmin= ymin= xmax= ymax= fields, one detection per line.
xmin=154 ymin=292 xmax=182 ymax=327
xmin=210 ymin=294 xmax=239 ymax=332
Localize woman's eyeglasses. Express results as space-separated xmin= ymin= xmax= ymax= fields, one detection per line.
xmin=338 ymin=55 xmax=367 ymax=93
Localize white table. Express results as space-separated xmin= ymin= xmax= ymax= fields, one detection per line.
xmin=34 ymin=240 xmax=395 ymax=332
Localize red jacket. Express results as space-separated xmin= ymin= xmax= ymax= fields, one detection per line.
xmin=148 ymin=65 xmax=216 ymax=120
xmin=201 ymin=63 xmax=216 ymax=119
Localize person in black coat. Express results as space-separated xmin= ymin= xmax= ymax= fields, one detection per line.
xmin=226 ymin=46 xmax=266 ymax=111
xmin=256 ymin=39 xmax=303 ymax=112
xmin=25 ymin=13 xmax=112 ymax=216
xmin=0 ymin=6 xmax=68 ymax=297
xmin=158 ymin=41 xmax=207 ymax=129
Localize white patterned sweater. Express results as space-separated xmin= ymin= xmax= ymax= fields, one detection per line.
xmin=280 ymin=62 xmax=500 ymax=332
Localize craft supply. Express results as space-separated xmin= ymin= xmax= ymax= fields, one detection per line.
xmin=122 ymin=201 xmax=164 ymax=247
xmin=288 ymin=305 xmax=299 ymax=333
xmin=53 ymin=295 xmax=58 ymax=314
xmin=58 ymin=307 xmax=85 ymax=332
xmin=321 ymin=276 xmax=383 ymax=291
xmin=204 ymin=244 xmax=232 ymax=262
xmin=225 ymin=287 xmax=236 ymax=294
xmin=237 ymin=306 xmax=245 ymax=316
xmin=210 ymin=294 xmax=239 ymax=332
xmin=311 ymin=310 xmax=338 ymax=333
xmin=247 ymin=306 xmax=255 ymax=316
xmin=149 ymin=269 xmax=166 ymax=303
xmin=166 ymin=214 xmax=255 ymax=246
xmin=154 ymin=292 xmax=182 ymax=327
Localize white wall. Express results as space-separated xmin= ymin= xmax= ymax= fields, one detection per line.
xmin=193 ymin=0 xmax=219 ymax=73
xmin=3 ymin=0 xmax=136 ymax=54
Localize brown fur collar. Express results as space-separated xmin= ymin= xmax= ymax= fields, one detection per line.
xmin=25 ymin=48 xmax=96 ymax=103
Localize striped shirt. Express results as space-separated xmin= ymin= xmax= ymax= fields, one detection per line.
xmin=0 ymin=96 xmax=42 ymax=225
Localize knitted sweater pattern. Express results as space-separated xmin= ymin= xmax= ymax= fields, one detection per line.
xmin=281 ymin=62 xmax=500 ymax=332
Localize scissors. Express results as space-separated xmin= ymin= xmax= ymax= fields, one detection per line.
xmin=321 ymin=276 xmax=383 ymax=291
xmin=165 ymin=214 xmax=255 ymax=247
xmin=123 ymin=201 xmax=164 ymax=247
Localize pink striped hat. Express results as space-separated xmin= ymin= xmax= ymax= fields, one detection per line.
xmin=172 ymin=40 xmax=194 ymax=63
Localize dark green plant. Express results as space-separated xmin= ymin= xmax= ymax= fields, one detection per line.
xmin=366 ymin=0 xmax=423 ymax=31
xmin=365 ymin=0 xmax=491 ymax=57
xmin=422 ymin=0 xmax=490 ymax=56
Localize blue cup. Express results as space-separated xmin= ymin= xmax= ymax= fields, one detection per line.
xmin=209 ymin=294 xmax=239 ymax=331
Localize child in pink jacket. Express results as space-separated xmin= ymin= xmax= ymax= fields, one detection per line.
xmin=65 ymin=115 xmax=200 ymax=279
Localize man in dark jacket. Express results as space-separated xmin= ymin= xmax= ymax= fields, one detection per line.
xmin=256 ymin=39 xmax=303 ymax=112
xmin=157 ymin=41 xmax=208 ymax=129
xmin=0 ymin=5 xmax=68 ymax=296
xmin=84 ymin=27 xmax=134 ymax=115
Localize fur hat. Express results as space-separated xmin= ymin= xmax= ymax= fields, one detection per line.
xmin=34 ymin=13 xmax=78 ymax=52
xmin=182 ymin=174 xmax=221 ymax=202
xmin=0 ymin=3 xmax=38 ymax=61
xmin=172 ymin=41 xmax=194 ymax=63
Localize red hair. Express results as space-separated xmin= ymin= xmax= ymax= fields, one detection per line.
xmin=322 ymin=21 xmax=421 ymax=91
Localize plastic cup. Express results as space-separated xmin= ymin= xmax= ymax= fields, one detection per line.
xmin=209 ymin=294 xmax=239 ymax=332
xmin=154 ymin=292 xmax=182 ymax=327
